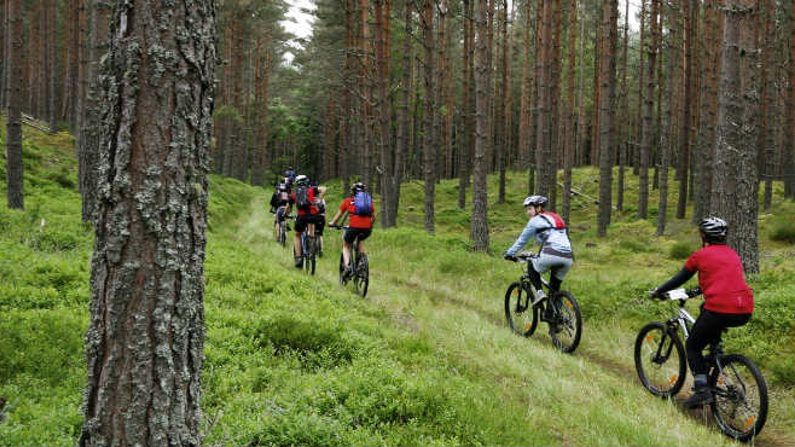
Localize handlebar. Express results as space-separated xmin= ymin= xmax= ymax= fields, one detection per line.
xmin=657 ymin=287 xmax=702 ymax=301
xmin=504 ymin=253 xmax=538 ymax=263
xmin=329 ymin=224 xmax=350 ymax=230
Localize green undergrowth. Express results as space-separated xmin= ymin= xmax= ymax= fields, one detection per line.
xmin=1 ymin=120 xmax=794 ymax=445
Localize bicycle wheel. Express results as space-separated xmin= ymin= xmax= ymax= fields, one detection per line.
xmin=634 ymin=322 xmax=686 ymax=398
xmin=710 ymin=354 xmax=768 ymax=442
xmin=547 ymin=291 xmax=582 ymax=353
xmin=353 ymin=254 xmax=369 ymax=297
xmin=504 ymin=282 xmax=538 ymax=337
xmin=338 ymin=253 xmax=347 ymax=285
xmin=305 ymin=236 xmax=316 ymax=275
xmin=278 ymin=223 xmax=286 ymax=247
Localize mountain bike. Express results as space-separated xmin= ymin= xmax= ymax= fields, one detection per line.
xmin=330 ymin=225 xmax=369 ymax=297
xmin=634 ymin=287 xmax=767 ymax=442
xmin=272 ymin=208 xmax=292 ymax=247
xmin=504 ymin=253 xmax=582 ymax=353
xmin=295 ymin=221 xmax=318 ymax=275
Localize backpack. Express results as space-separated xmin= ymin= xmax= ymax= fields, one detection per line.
xmin=353 ymin=191 xmax=373 ymax=216
xmin=539 ymin=211 xmax=566 ymax=230
xmin=295 ymin=185 xmax=312 ymax=211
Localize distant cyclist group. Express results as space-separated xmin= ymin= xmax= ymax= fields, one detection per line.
xmin=268 ymin=167 xmax=764 ymax=441
xmin=269 ymin=167 xmax=375 ymax=287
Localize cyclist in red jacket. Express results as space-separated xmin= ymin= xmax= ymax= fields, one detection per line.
xmin=650 ymin=217 xmax=754 ymax=409
xmin=289 ymin=175 xmax=326 ymax=268
xmin=328 ymin=182 xmax=376 ymax=278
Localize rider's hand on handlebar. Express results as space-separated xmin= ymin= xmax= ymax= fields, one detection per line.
xmin=503 ymin=253 xmax=518 ymax=262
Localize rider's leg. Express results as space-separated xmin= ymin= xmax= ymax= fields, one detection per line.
xmin=684 ymin=310 xmax=724 ymax=408
xmin=342 ymin=241 xmax=353 ymax=270
xmin=293 ymin=216 xmax=305 ymax=268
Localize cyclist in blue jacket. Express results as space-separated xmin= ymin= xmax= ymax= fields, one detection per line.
xmin=504 ymin=195 xmax=574 ymax=320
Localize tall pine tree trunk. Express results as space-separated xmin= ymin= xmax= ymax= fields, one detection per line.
xmin=375 ymin=0 xmax=397 ymax=228
xmin=459 ymin=0 xmax=473 ymax=209
xmin=80 ymin=1 xmax=216 ymax=444
xmin=5 ymin=0 xmax=24 ymax=210
xmin=563 ymin=0 xmax=577 ymax=222
xmin=472 ymin=0 xmax=490 ymax=251
xmin=421 ymin=0 xmax=436 ymax=233
xmin=597 ymin=0 xmax=617 ymax=237
xmin=711 ymin=0 xmax=760 ymax=274
xmin=639 ymin=0 xmax=660 ymax=219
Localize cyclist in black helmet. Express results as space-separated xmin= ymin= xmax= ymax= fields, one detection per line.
xmin=650 ymin=217 xmax=754 ymax=409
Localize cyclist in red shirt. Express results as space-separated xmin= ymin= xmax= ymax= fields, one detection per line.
xmin=289 ymin=175 xmax=326 ymax=268
xmin=650 ymin=217 xmax=754 ymax=409
xmin=328 ymin=182 xmax=376 ymax=278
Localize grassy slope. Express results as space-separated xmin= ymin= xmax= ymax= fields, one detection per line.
xmin=0 ymin=124 xmax=793 ymax=445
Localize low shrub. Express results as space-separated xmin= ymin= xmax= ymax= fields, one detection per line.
xmin=669 ymin=241 xmax=693 ymax=259
xmin=770 ymin=220 xmax=795 ymax=244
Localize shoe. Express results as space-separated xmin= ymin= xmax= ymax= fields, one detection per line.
xmin=294 ymin=257 xmax=303 ymax=269
xmin=531 ymin=290 xmax=547 ymax=307
xmin=683 ymin=388 xmax=714 ymax=409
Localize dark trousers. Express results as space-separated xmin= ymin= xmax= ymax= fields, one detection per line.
xmin=687 ymin=308 xmax=751 ymax=376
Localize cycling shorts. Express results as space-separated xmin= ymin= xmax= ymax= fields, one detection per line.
xmin=315 ymin=215 xmax=326 ymax=236
xmin=343 ymin=227 xmax=371 ymax=244
xmin=295 ymin=214 xmax=322 ymax=233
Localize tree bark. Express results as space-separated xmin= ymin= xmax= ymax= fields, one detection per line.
xmin=711 ymin=0 xmax=760 ymax=274
xmin=785 ymin=0 xmax=795 ymax=198
xmin=597 ymin=0 xmax=617 ymax=237
xmin=472 ymin=0 xmax=490 ymax=251
xmin=458 ymin=0 xmax=474 ymax=209
xmin=639 ymin=0 xmax=659 ymax=219
xmin=563 ymin=0 xmax=577 ymax=222
xmin=80 ymin=1 xmax=216 ymax=444
xmin=375 ymin=0 xmax=396 ymax=227
xmin=616 ymin=0 xmax=629 ymax=213
xmin=421 ymin=0 xmax=436 ymax=233
xmin=676 ymin=0 xmax=694 ymax=219
xmin=5 ymin=0 xmax=24 ymax=210
xmin=658 ymin=0 xmax=678 ymax=236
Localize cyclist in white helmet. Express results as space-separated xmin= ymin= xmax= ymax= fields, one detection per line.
xmin=504 ymin=195 xmax=574 ymax=321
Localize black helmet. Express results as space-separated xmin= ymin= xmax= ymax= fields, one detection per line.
xmin=351 ymin=182 xmax=366 ymax=194
xmin=699 ymin=217 xmax=728 ymax=240
xmin=523 ymin=195 xmax=548 ymax=207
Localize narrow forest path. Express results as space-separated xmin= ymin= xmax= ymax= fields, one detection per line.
xmin=234 ymin=195 xmax=794 ymax=447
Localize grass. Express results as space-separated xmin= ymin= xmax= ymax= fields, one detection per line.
xmin=1 ymin=120 xmax=794 ymax=445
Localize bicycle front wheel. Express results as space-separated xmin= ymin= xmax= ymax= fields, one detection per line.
xmin=634 ymin=322 xmax=686 ymax=398
xmin=353 ymin=254 xmax=369 ymax=297
xmin=504 ymin=282 xmax=538 ymax=337
xmin=548 ymin=291 xmax=582 ymax=353
xmin=711 ymin=354 xmax=768 ymax=442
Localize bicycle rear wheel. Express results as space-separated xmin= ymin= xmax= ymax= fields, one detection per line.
xmin=710 ymin=354 xmax=768 ymax=442
xmin=548 ymin=291 xmax=582 ymax=353
xmin=278 ymin=223 xmax=286 ymax=246
xmin=338 ymin=253 xmax=347 ymax=285
xmin=305 ymin=236 xmax=316 ymax=275
xmin=353 ymin=254 xmax=369 ymax=297
xmin=504 ymin=282 xmax=538 ymax=337
xmin=634 ymin=322 xmax=686 ymax=398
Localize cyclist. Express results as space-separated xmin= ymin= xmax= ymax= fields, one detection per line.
xmin=289 ymin=174 xmax=326 ymax=268
xmin=283 ymin=166 xmax=297 ymax=185
xmin=315 ymin=195 xmax=328 ymax=257
xmin=650 ymin=217 xmax=754 ymax=409
xmin=328 ymin=182 xmax=376 ymax=279
xmin=503 ymin=195 xmax=574 ymax=321
xmin=270 ymin=182 xmax=291 ymax=236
